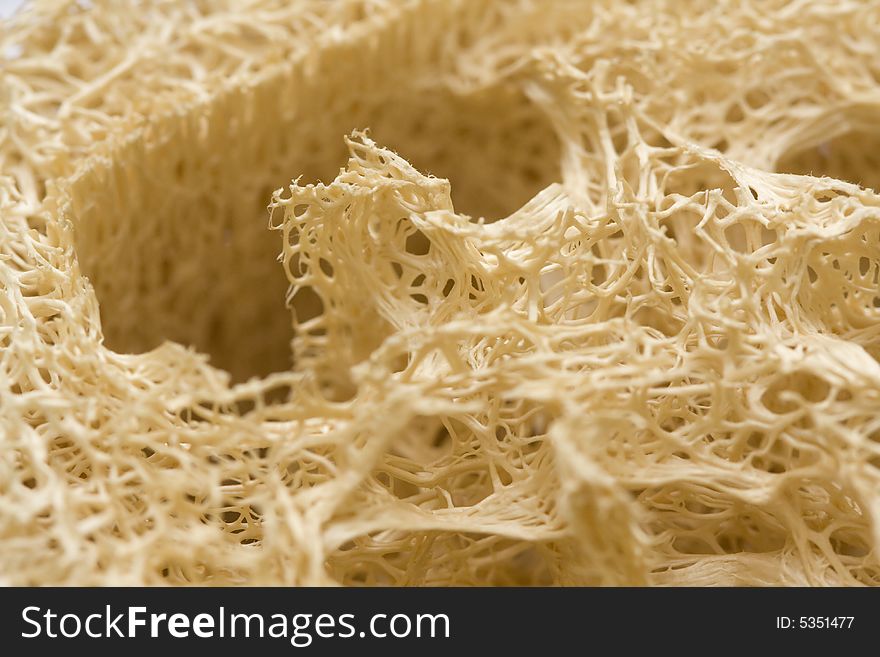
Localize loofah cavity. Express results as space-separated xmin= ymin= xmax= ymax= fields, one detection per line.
xmin=1 ymin=0 xmax=880 ymax=586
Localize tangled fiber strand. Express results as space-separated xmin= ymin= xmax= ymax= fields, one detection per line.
xmin=1 ymin=0 xmax=880 ymax=585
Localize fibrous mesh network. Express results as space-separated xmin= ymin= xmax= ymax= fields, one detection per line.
xmin=2 ymin=0 xmax=880 ymax=586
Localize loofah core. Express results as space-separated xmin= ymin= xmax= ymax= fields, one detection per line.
xmin=2 ymin=0 xmax=880 ymax=586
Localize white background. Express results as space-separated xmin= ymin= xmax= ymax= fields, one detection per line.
xmin=1 ymin=0 xmax=24 ymax=19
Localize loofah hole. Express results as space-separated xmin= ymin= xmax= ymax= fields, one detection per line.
xmin=68 ymin=65 xmax=559 ymax=386
xmin=368 ymin=84 xmax=561 ymax=221
xmin=777 ymin=129 xmax=880 ymax=191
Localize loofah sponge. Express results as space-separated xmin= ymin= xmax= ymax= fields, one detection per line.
xmin=1 ymin=0 xmax=879 ymax=586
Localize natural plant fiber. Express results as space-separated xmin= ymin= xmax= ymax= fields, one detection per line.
xmin=2 ymin=0 xmax=880 ymax=586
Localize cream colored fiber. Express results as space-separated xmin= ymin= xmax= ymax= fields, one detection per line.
xmin=1 ymin=0 xmax=880 ymax=585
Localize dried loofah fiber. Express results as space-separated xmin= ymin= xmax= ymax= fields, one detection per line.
xmin=1 ymin=0 xmax=880 ymax=586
